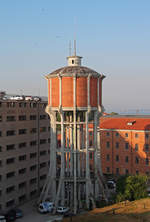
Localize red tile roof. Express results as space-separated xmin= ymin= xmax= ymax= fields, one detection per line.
xmin=100 ymin=116 xmax=150 ymax=130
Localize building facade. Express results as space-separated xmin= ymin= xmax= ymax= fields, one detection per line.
xmin=100 ymin=115 xmax=150 ymax=176
xmin=0 ymin=100 xmax=50 ymax=212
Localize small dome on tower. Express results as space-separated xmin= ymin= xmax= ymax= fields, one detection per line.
xmin=67 ymin=55 xmax=82 ymax=66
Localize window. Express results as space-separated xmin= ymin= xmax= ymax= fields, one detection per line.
xmin=89 ymin=131 xmax=92 ymax=136
xmin=40 ymin=150 xmax=47 ymax=156
xmin=89 ymin=153 xmax=93 ymax=159
xmin=125 ymin=133 xmax=128 ymax=137
xmin=30 ymin=128 xmax=37 ymax=134
xmin=146 ymin=158 xmax=149 ymax=166
xmin=40 ymin=162 xmax=46 ymax=169
xmin=106 ymin=167 xmax=110 ymax=173
xmin=18 ymin=182 xmax=26 ymax=189
xmin=7 ymin=171 xmax=15 ymax=178
xmin=30 ymin=190 xmax=37 ymax=197
xmin=106 ymin=132 xmax=110 ymax=136
xmin=116 ymin=132 xmax=119 ymax=137
xmin=135 ymin=156 xmax=139 ymax=164
xmin=125 ymin=169 xmax=129 ymax=174
xmin=48 ymin=138 xmax=50 ymax=143
xmin=30 ymin=152 xmax=37 ymax=159
xmin=40 ymin=115 xmax=46 ymax=120
xmin=40 ymin=139 xmax=46 ymax=144
xmin=19 ymin=142 xmax=26 ymax=148
xmin=6 ymin=186 xmax=15 ymax=193
xmin=40 ymin=127 xmax=46 ymax=132
xmin=30 ymin=165 xmax=37 ymax=171
xmin=6 ymin=158 xmax=15 ymax=164
xmin=19 ymin=129 xmax=27 ymax=135
xmin=125 ymin=142 xmax=129 ymax=150
xmin=0 ymin=116 xmax=2 ymax=122
xmin=116 ymin=168 xmax=119 ymax=174
xmin=145 ymin=133 xmax=149 ymax=139
xmin=6 ymin=144 xmax=15 ymax=151
xmin=89 ymin=140 xmax=92 ymax=147
xmin=19 ymin=168 xmax=26 ymax=174
xmin=40 ymin=174 xmax=46 ymax=180
xmin=135 ymin=144 xmax=138 ymax=151
xmin=136 ymin=170 xmax=139 ymax=175
xmin=72 ymin=59 xmax=74 ymax=64
xmin=0 ymin=131 xmax=2 ymax=137
xmin=0 ymin=175 xmax=2 ymax=181
xmin=6 ymin=199 xmax=15 ymax=207
xmin=6 ymin=130 xmax=15 ymax=136
xmin=30 ymin=141 xmax=37 ymax=146
xmin=19 ymin=155 xmax=26 ymax=161
xmin=125 ymin=156 xmax=128 ymax=163
xmin=116 ymin=142 xmax=119 ymax=149
xmin=116 ymin=155 xmax=119 ymax=162
xmin=135 ymin=133 xmax=138 ymax=138
xmin=19 ymin=115 xmax=26 ymax=121
xmin=0 ymin=160 xmax=2 ymax=166
xmin=145 ymin=144 xmax=149 ymax=152
xmin=19 ymin=195 xmax=26 ymax=203
xmin=30 ymin=115 xmax=36 ymax=120
xmin=0 ymin=146 xmax=2 ymax=152
xmin=7 ymin=116 xmax=15 ymax=121
xmin=106 ymin=141 xmax=110 ymax=148
xmin=106 ymin=154 xmax=110 ymax=161
xmin=30 ymin=178 xmax=37 ymax=184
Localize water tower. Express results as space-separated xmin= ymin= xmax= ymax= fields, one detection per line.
xmin=39 ymin=46 xmax=106 ymax=213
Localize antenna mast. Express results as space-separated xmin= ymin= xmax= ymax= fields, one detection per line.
xmin=74 ymin=39 xmax=76 ymax=56
xmin=69 ymin=41 xmax=72 ymax=56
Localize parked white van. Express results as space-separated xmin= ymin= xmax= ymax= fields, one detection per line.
xmin=38 ymin=202 xmax=54 ymax=213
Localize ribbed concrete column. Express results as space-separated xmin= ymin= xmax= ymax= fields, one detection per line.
xmin=94 ymin=111 xmax=98 ymax=198
xmin=85 ymin=111 xmax=90 ymax=209
xmin=73 ymin=75 xmax=77 ymax=214
xmin=77 ymin=124 xmax=81 ymax=177
xmin=54 ymin=111 xmax=65 ymax=207
xmin=60 ymin=111 xmax=65 ymax=205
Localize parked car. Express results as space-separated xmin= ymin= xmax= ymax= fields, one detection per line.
xmin=33 ymin=97 xmax=41 ymax=102
xmin=10 ymin=96 xmax=24 ymax=101
xmin=38 ymin=202 xmax=54 ymax=213
xmin=13 ymin=209 xmax=23 ymax=218
xmin=5 ymin=210 xmax=16 ymax=222
xmin=107 ymin=180 xmax=116 ymax=189
xmin=25 ymin=96 xmax=33 ymax=101
xmin=56 ymin=206 xmax=69 ymax=214
xmin=0 ymin=215 xmax=6 ymax=222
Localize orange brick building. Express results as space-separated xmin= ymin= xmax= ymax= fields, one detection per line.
xmin=100 ymin=115 xmax=150 ymax=176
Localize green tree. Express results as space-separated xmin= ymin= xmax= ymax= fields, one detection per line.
xmin=125 ymin=175 xmax=148 ymax=201
xmin=115 ymin=175 xmax=148 ymax=202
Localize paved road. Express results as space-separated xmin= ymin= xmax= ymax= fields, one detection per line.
xmin=16 ymin=200 xmax=63 ymax=222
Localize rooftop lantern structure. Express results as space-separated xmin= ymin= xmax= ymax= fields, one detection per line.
xmin=39 ymin=44 xmax=107 ymax=214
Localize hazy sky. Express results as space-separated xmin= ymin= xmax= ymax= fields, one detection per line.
xmin=0 ymin=0 xmax=150 ymax=113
